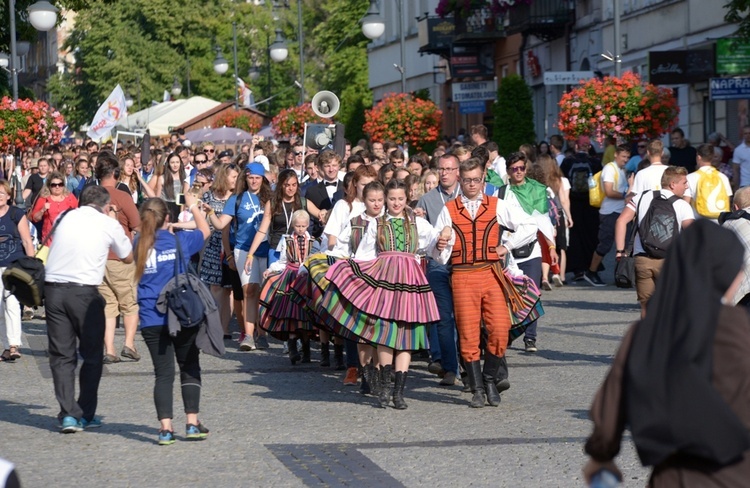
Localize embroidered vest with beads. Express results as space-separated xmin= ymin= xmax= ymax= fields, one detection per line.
xmin=284 ymin=235 xmax=314 ymax=265
xmin=376 ymin=217 xmax=419 ymax=254
xmin=445 ymin=195 xmax=501 ymax=265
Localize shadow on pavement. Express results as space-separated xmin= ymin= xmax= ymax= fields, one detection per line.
xmin=0 ymin=400 xmax=155 ymax=444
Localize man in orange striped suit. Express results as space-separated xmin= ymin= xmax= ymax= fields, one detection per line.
xmin=435 ymin=157 xmax=536 ymax=408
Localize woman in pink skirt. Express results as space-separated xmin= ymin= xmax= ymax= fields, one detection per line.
xmin=322 ymin=179 xmax=451 ymax=409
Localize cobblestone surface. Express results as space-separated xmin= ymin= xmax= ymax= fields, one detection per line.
xmin=1 ymin=279 xmax=651 ymax=487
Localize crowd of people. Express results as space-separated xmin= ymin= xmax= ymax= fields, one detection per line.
xmin=0 ymin=122 xmax=749 ymax=467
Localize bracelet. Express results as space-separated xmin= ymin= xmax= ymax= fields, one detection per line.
xmin=257 ymin=230 xmax=266 ymax=235
xmin=188 ymin=203 xmax=197 ymax=212
xmin=548 ymin=245 xmax=556 ymax=250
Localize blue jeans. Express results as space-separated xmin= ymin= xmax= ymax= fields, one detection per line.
xmin=426 ymin=258 xmax=458 ymax=375
xmin=517 ymin=257 xmax=542 ymax=341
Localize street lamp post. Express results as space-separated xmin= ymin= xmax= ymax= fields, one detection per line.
xmin=232 ymin=22 xmax=239 ymax=110
xmin=359 ymin=1 xmax=404 ymax=93
xmin=6 ymin=0 xmax=59 ymax=101
xmin=297 ymin=0 xmax=304 ymax=105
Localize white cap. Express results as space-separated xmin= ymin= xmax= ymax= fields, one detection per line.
xmin=254 ymin=155 xmax=270 ymax=171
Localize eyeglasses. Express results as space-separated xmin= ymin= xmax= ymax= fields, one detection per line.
xmin=204 ymin=149 xmax=215 ymax=154
xmin=510 ymin=166 xmax=526 ymax=173
xmin=437 ymin=167 xmax=457 ymax=173
xmin=461 ymin=177 xmax=483 ymax=185
xmin=194 ymin=159 xmax=208 ymax=164
xmin=293 ymin=151 xmax=304 ymax=156
xmin=50 ymin=182 xmax=64 ymax=188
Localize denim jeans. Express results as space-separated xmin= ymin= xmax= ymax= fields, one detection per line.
xmin=517 ymin=257 xmax=542 ymax=341
xmin=426 ymin=258 xmax=458 ymax=375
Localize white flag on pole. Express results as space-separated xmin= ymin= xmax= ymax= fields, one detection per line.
xmin=86 ymin=84 xmax=128 ymax=141
xmin=236 ymin=76 xmax=253 ymax=108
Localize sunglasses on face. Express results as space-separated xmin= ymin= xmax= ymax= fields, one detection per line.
xmin=510 ymin=166 xmax=526 ymax=173
xmin=195 ymin=159 xmax=208 ymax=164
xmin=50 ymin=182 xmax=64 ymax=188
xmin=293 ymin=151 xmax=304 ymax=156
xmin=204 ymin=149 xmax=215 ymax=153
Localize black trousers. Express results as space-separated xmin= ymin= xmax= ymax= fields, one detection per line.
xmin=45 ymin=284 xmax=106 ymax=421
xmin=141 ymin=325 xmax=201 ymax=420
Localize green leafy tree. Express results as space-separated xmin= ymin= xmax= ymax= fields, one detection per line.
xmin=492 ymin=75 xmax=535 ymax=156
xmin=725 ymin=0 xmax=750 ymax=40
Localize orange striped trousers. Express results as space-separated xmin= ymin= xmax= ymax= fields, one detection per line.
xmin=451 ymin=267 xmax=511 ymax=362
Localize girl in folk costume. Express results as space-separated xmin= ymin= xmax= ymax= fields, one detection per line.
xmin=338 ymin=181 xmax=385 ymax=395
xmin=259 ymin=210 xmax=316 ymax=364
xmin=322 ymin=179 xmax=452 ymax=409
xmin=291 ymin=166 xmax=378 ymax=370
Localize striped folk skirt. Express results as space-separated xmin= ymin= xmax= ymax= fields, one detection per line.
xmin=321 ymin=251 xmax=437 ymax=351
xmin=259 ymin=263 xmax=316 ymax=340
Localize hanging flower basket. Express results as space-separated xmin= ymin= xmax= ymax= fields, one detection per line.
xmin=0 ymin=97 xmax=66 ymax=152
xmin=363 ymin=93 xmax=442 ymax=151
xmin=213 ymin=111 xmax=263 ymax=135
xmin=271 ymin=103 xmax=327 ymax=140
xmin=436 ymin=0 xmax=532 ymax=17
xmin=558 ymin=72 xmax=679 ymax=143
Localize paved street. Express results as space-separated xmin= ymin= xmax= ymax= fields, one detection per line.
xmin=1 ymin=280 xmax=651 ymax=487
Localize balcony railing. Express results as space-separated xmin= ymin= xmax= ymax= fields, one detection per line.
xmin=453 ymin=3 xmax=506 ymax=43
xmin=505 ymin=0 xmax=575 ymax=41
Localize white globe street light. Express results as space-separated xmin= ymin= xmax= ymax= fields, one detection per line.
xmin=361 ymin=0 xmax=385 ymax=40
xmin=27 ymin=0 xmax=59 ymax=32
xmin=0 ymin=53 xmax=9 ymax=69
xmin=213 ymin=47 xmax=229 ymax=75
xmin=269 ymin=29 xmax=288 ymax=63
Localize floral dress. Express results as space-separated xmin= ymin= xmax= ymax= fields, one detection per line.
xmin=199 ymin=191 xmax=230 ymax=286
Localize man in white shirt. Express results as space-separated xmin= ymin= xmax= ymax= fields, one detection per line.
xmin=631 ymin=139 xmax=668 ymax=195
xmin=615 ymin=166 xmax=694 ymax=318
xmin=732 ymin=125 xmax=750 ymax=191
xmin=584 ymin=145 xmax=631 ymax=286
xmin=684 ymin=144 xmax=732 ymax=222
xmin=45 ymin=185 xmax=133 ymax=433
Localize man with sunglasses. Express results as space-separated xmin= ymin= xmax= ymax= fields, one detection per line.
xmin=289 ymin=141 xmax=308 ymax=184
xmin=434 ymin=157 xmax=535 ymax=408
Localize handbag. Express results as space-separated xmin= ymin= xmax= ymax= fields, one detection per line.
xmin=165 ymin=235 xmax=205 ymax=328
xmin=506 ymin=271 xmax=544 ymax=343
xmin=614 ymin=212 xmax=639 ymax=289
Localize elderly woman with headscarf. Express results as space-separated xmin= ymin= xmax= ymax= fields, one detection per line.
xmin=583 ymin=220 xmax=750 ymax=487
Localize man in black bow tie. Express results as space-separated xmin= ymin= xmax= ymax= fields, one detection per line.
xmin=303 ymin=150 xmax=343 ymax=247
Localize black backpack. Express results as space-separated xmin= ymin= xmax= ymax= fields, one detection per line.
xmin=636 ymin=190 xmax=680 ymax=259
xmin=567 ymin=159 xmax=592 ymax=196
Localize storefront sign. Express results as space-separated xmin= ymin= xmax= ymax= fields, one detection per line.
xmin=450 ymin=44 xmax=495 ymax=78
xmin=452 ymin=80 xmax=498 ymax=102
xmin=418 ymin=17 xmax=455 ymax=54
xmin=648 ymin=50 xmax=715 ymax=85
xmin=543 ymin=71 xmax=595 ymax=85
xmin=709 ymin=77 xmax=750 ymax=100
xmin=459 ymin=101 xmax=487 ymax=114
xmin=717 ymin=39 xmax=750 ymax=75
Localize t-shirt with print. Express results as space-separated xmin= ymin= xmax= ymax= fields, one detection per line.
xmin=222 ymin=192 xmax=270 ymax=255
xmin=599 ymin=163 xmax=627 ymax=215
xmin=136 ymin=229 xmax=205 ymax=328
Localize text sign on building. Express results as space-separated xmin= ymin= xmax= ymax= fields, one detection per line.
xmin=717 ymin=39 xmax=750 ymax=76
xmin=543 ymin=71 xmax=594 ymax=85
xmin=459 ymin=101 xmax=487 ymax=114
xmin=648 ymin=50 xmax=715 ymax=85
xmin=709 ymin=77 xmax=750 ymax=101
xmin=451 ymin=80 xmax=498 ymax=102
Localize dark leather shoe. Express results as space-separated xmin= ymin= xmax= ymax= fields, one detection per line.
xmin=120 ymin=346 xmax=140 ymax=361
xmin=103 ymin=354 xmax=121 ymax=364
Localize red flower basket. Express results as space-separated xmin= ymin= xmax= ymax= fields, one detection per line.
xmin=558 ymin=72 xmax=679 ymax=143
xmin=271 ymin=103 xmax=327 ymax=140
xmin=213 ymin=111 xmax=263 ymax=134
xmin=0 ymin=97 xmax=66 ymax=152
xmin=363 ymin=93 xmax=442 ymax=151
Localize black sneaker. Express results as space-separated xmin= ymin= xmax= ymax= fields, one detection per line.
xmin=524 ymin=339 xmax=538 ymax=353
xmin=573 ymin=271 xmax=585 ymax=282
xmin=583 ymin=270 xmax=606 ymax=287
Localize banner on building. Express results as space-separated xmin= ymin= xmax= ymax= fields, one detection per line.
xmin=86 ymin=84 xmax=128 ymax=141
xmin=717 ymin=39 xmax=750 ymax=76
xmin=709 ymin=77 xmax=750 ymax=100
xmin=648 ymin=50 xmax=715 ymax=85
xmin=543 ymin=71 xmax=595 ymax=85
xmin=452 ymin=79 xmax=498 ymax=102
xmin=450 ymin=44 xmax=495 ymax=78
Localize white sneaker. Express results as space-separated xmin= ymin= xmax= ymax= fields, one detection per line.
xmin=551 ymin=274 xmax=564 ymax=287
xmin=239 ymin=336 xmax=256 ymax=351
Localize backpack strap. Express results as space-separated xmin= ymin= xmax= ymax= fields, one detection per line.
xmin=233 ymin=192 xmax=242 ymax=233
xmin=498 ymin=185 xmax=507 ymax=200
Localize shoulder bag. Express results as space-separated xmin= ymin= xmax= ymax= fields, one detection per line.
xmin=165 ymin=235 xmax=205 ymax=328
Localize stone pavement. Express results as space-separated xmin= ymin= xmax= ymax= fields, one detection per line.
xmin=0 ymin=281 xmax=652 ymax=487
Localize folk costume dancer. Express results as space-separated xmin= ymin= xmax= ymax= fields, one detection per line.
xmin=435 ymin=158 xmax=537 ymax=408
xmin=259 ymin=210 xmax=317 ymax=364
xmin=322 ymin=179 xmax=451 ymax=409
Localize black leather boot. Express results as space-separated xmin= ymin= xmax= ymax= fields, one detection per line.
xmin=288 ymin=339 xmax=300 ymax=365
xmin=466 ymin=361 xmax=485 ymax=408
xmin=378 ymin=365 xmax=393 ymax=408
xmin=301 ymin=339 xmax=311 ymax=363
xmin=495 ymin=354 xmax=510 ymax=393
xmin=320 ymin=342 xmax=330 ymax=367
xmin=483 ymin=352 xmax=502 ymax=407
xmin=392 ymin=371 xmax=408 ymax=410
xmin=359 ymin=365 xmax=372 ymax=395
xmin=369 ymin=363 xmax=381 ymax=397
xmin=333 ymin=344 xmax=346 ymax=371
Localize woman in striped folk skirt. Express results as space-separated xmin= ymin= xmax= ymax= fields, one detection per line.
xmin=259 ymin=210 xmax=317 ymax=364
xmin=322 ymin=179 xmax=451 ymax=409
